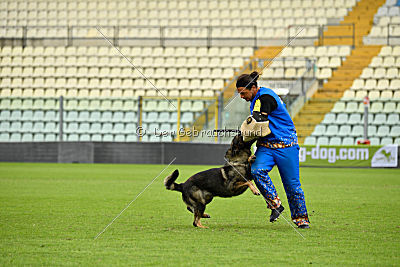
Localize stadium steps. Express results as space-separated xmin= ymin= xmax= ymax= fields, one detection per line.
xmin=318 ymin=0 xmax=386 ymax=46
xmin=294 ymin=45 xmax=382 ymax=143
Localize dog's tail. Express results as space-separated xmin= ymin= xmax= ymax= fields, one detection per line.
xmin=164 ymin=169 xmax=183 ymax=192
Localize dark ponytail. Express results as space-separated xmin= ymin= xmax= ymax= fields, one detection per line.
xmin=236 ymin=71 xmax=259 ymax=89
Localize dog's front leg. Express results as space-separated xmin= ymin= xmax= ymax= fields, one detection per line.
xmin=246 ymin=181 xmax=260 ymax=195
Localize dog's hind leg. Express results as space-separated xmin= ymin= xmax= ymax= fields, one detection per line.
xmin=187 ymin=206 xmax=210 ymax=218
xmin=193 ymin=203 xmax=208 ymax=228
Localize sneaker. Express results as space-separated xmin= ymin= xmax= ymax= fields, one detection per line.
xmin=270 ymin=205 xmax=284 ymax=222
xmin=298 ymin=224 xmax=310 ymax=229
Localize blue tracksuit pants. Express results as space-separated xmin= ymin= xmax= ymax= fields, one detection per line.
xmin=251 ymin=145 xmax=309 ymax=224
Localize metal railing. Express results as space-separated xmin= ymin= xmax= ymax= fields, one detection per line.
xmin=0 ymin=23 xmax=360 ymax=48
xmin=288 ymin=23 xmax=356 ymax=48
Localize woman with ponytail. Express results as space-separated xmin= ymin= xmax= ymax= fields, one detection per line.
xmin=236 ymin=71 xmax=310 ymax=229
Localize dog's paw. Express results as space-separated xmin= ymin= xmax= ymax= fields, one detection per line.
xmin=202 ymin=213 xmax=211 ymax=218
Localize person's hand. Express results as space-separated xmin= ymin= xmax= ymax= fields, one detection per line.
xmin=248 ymin=155 xmax=256 ymax=164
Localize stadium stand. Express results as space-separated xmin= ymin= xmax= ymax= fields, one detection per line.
xmin=364 ymin=0 xmax=400 ymax=45
xmin=0 ymin=0 xmax=398 ymax=146
xmin=306 ymin=45 xmax=400 ymax=145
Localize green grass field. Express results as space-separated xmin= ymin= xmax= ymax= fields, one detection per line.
xmin=0 ymin=162 xmax=399 ymax=266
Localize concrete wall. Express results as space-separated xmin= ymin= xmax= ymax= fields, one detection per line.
xmin=0 ymin=142 xmax=230 ymax=165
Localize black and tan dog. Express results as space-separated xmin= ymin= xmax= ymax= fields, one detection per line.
xmin=164 ymin=135 xmax=259 ymax=228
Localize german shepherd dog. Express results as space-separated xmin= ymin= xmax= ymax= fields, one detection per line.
xmin=164 ymin=135 xmax=259 ymax=228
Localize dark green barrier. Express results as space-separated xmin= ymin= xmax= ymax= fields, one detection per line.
xmin=299 ymin=145 xmax=399 ymax=168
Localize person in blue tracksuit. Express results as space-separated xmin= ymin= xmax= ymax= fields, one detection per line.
xmin=236 ymin=71 xmax=309 ymax=228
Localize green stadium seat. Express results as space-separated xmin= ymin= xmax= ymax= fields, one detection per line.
xmin=22 ymin=99 xmax=33 ymax=109
xmin=113 ymin=123 xmax=125 ymax=133
xmin=338 ymin=125 xmax=351 ymax=137
xmin=0 ymin=133 xmax=9 ymax=142
xmin=9 ymin=133 xmax=21 ymax=142
xmin=123 ymin=100 xmax=137 ymax=110
xmin=381 ymin=137 xmax=393 ymax=145
xmin=126 ymin=135 xmax=137 ymax=142
xmin=21 ymin=122 xmax=33 ymax=132
xmin=102 ymin=134 xmax=114 ymax=142
xmin=181 ymin=101 xmax=192 ymax=111
xmin=111 ymin=100 xmax=124 ymax=110
xmin=0 ymin=122 xmax=10 ymax=132
xmin=312 ymin=125 xmax=326 ymax=136
xmin=383 ymin=102 xmax=396 ymax=113
xmin=0 ymin=99 xmax=11 ymax=109
xmin=329 ymin=137 xmax=342 ymax=146
xmin=376 ymin=126 xmax=390 ymax=138
xmin=33 ymin=99 xmax=45 ymax=110
xmin=89 ymin=123 xmax=101 ymax=133
xmin=370 ymin=102 xmax=383 ymax=113
xmin=348 ymin=113 xmax=361 ymax=125
xmin=143 ymin=100 xmax=158 ymax=111
xmin=44 ymin=99 xmax=57 ymax=110
xmin=66 ymin=111 xmax=78 ymax=122
xmin=124 ymin=123 xmax=136 ymax=134
xmin=89 ymin=99 xmax=101 ymax=110
xmin=33 ymin=133 xmax=45 ymax=142
xmin=335 ymin=113 xmax=348 ymax=124
xmin=44 ymin=133 xmax=57 ymax=142
xmin=66 ymin=122 xmax=78 ymax=133
xmin=0 ymin=110 xmax=11 ymax=121
xmin=10 ymin=110 xmax=22 ymax=121
xmin=331 ymin=102 xmax=345 ymax=113
xmin=77 ymin=99 xmax=90 ymax=110
xmin=67 ymin=134 xmax=79 ymax=141
xmin=21 ymin=133 xmax=33 ymax=142
xmin=79 ymin=134 xmax=91 ymax=141
xmin=78 ymin=122 xmax=90 ymax=133
xmin=101 ymin=111 xmax=112 ymax=122
xmin=114 ymin=134 xmax=125 ymax=142
xmin=10 ymin=122 xmax=22 ymax=132
xmin=369 ymin=137 xmax=380 ymax=146
xmin=368 ymin=125 xmax=377 ymax=137
xmin=65 ymin=99 xmax=78 ymax=110
xmin=21 ymin=110 xmax=33 ymax=121
xmin=101 ymin=100 xmax=112 ymax=110
xmin=143 ymin=112 xmax=158 ymax=122
xmin=181 ymin=112 xmax=194 ymax=123
xmin=44 ymin=122 xmax=57 ymax=133
xmin=112 ymin=111 xmax=124 ymax=122
xmin=89 ymin=111 xmax=101 ymax=122
xmin=387 ymin=114 xmax=399 ymax=125
xmin=78 ymin=111 xmax=90 ymax=122
xmin=304 ymin=136 xmax=316 ymax=145
xmin=342 ymin=137 xmax=355 ymax=145
xmin=317 ymin=136 xmax=329 ymax=145
xmin=91 ymin=134 xmax=102 ymax=142
xmin=372 ymin=114 xmax=386 ymax=125
xmin=169 ymin=113 xmax=177 ymax=123
xmin=33 ymin=122 xmax=45 ymax=133
xmin=44 ymin=111 xmax=58 ymax=121
xmin=101 ymin=123 xmax=113 ymax=133
xmin=159 ymin=123 xmax=172 ymax=132
xmin=394 ymin=137 xmax=400 ymax=145
xmin=123 ymin=111 xmax=137 ymax=122
xmin=345 ymin=101 xmax=358 ymax=113
xmin=390 ymin=126 xmax=400 ymax=137
xmin=325 ymin=125 xmax=339 ymax=136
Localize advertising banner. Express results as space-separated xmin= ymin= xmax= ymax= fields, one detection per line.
xmin=299 ymin=144 xmax=398 ymax=168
